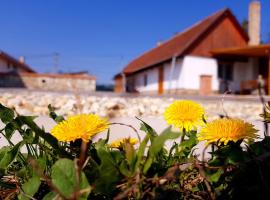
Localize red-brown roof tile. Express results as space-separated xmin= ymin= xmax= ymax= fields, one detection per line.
xmin=123 ymin=8 xmax=248 ymax=74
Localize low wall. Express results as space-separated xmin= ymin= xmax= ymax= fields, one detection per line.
xmin=0 ymin=73 xmax=96 ymax=92
xmin=0 ymin=90 xmax=265 ymax=121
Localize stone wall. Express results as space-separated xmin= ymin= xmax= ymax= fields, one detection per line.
xmin=0 ymin=73 xmax=96 ymax=92
xmin=0 ymin=90 xmax=265 ymax=121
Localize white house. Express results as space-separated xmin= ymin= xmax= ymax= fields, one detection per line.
xmin=115 ymin=1 xmax=269 ymax=95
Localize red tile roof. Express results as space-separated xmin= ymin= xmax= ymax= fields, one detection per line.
xmin=123 ymin=8 xmax=248 ymax=74
xmin=0 ymin=51 xmax=35 ymax=73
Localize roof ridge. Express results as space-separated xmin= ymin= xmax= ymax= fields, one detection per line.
xmin=122 ymin=7 xmax=248 ymax=74
xmin=158 ymin=8 xmax=229 ymax=51
xmin=123 ymin=8 xmax=229 ymax=72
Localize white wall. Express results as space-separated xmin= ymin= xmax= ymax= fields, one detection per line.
xmin=132 ymin=55 xmax=219 ymax=93
xmin=134 ymin=67 xmax=159 ymax=92
xmin=0 ymin=58 xmax=11 ymax=73
xmin=0 ymin=58 xmax=25 ymax=73
xmin=181 ymin=56 xmax=219 ymax=91
xmin=163 ymin=59 xmax=184 ymax=90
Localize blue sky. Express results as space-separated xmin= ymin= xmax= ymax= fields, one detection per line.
xmin=0 ymin=0 xmax=269 ymax=84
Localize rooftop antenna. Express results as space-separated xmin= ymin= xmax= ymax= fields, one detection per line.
xmin=20 ymin=52 xmax=60 ymax=73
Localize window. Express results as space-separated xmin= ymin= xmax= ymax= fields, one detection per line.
xmin=143 ymin=74 xmax=148 ymax=86
xmin=218 ymin=62 xmax=233 ymax=81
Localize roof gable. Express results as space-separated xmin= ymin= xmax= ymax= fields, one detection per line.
xmin=123 ymin=8 xmax=248 ymax=74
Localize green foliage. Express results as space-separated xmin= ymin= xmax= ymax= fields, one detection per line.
xmin=0 ymin=104 xmax=14 ymax=124
xmin=1 ymin=103 xmax=270 ymax=199
xmin=51 ymin=159 xmax=90 ymax=199
xmin=143 ymin=127 xmax=180 ymax=174
xmin=0 ymin=142 xmax=23 ymax=170
xmin=48 ymin=104 xmax=65 ymax=123
xmin=18 ymin=176 xmax=41 ymax=200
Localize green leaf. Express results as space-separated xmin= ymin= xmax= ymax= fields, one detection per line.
xmin=0 ymin=146 xmax=9 ymax=160
xmin=18 ymin=176 xmax=41 ymax=200
xmin=0 ymin=142 xmax=22 ymax=169
xmin=15 ymin=116 xmax=71 ymax=158
xmin=211 ymin=143 xmax=247 ymax=165
xmin=42 ymin=192 xmax=57 ymax=200
xmin=143 ymin=157 xmax=153 ymax=174
xmin=135 ymin=134 xmax=150 ymax=170
xmin=178 ymin=131 xmax=198 ymax=158
xmin=48 ymin=104 xmax=65 ymax=123
xmin=51 ymin=158 xmax=90 ymax=199
xmin=143 ymin=127 xmax=180 ymax=174
xmin=22 ymin=129 xmax=36 ymax=144
xmin=4 ymin=122 xmax=18 ymax=140
xmin=0 ymin=104 xmax=14 ymax=124
xmin=95 ymin=130 xmax=110 ymax=147
xmin=94 ymin=145 xmax=120 ymax=194
xmin=149 ymin=127 xmax=180 ymax=156
xmin=137 ymin=117 xmax=157 ymax=141
xmin=119 ymin=160 xmax=132 ymax=177
xmin=208 ymin=169 xmax=223 ymax=183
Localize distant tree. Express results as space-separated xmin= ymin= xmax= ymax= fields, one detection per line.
xmin=267 ymin=31 xmax=270 ymax=43
xmin=241 ymin=19 xmax=248 ymax=34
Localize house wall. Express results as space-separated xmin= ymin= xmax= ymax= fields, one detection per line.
xmin=132 ymin=55 xmax=218 ymax=94
xmin=133 ymin=67 xmax=159 ymax=92
xmin=0 ymin=73 xmax=96 ymax=92
xmin=0 ymin=57 xmax=12 ymax=73
xmin=181 ymin=56 xmax=218 ymax=91
xmin=163 ymin=59 xmax=184 ymax=90
xmin=0 ymin=57 xmax=29 ymax=73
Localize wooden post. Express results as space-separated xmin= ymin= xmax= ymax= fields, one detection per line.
xmin=158 ymin=66 xmax=164 ymax=95
xmin=268 ymin=56 xmax=270 ymax=95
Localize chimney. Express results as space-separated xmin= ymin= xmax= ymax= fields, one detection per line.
xmin=156 ymin=41 xmax=163 ymax=46
xmin=248 ymin=1 xmax=261 ymax=45
xmin=19 ymin=56 xmax=25 ymax=64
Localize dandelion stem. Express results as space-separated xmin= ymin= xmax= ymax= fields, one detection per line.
xmin=181 ymin=128 xmax=186 ymax=142
xmin=74 ymin=141 xmax=89 ymax=199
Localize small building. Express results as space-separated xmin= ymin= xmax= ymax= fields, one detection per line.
xmin=0 ymin=51 xmax=96 ymax=92
xmin=0 ymin=51 xmax=35 ymax=73
xmin=114 ymin=73 xmax=125 ymax=93
xmin=115 ymin=1 xmax=267 ymax=95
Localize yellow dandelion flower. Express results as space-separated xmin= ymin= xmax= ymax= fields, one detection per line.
xmin=164 ymin=100 xmax=205 ymax=131
xmin=198 ymin=118 xmax=258 ymax=145
xmin=51 ymin=114 xmax=109 ymax=142
xmin=109 ymin=138 xmax=138 ymax=148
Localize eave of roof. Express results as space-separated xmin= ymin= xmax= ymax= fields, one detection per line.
xmin=211 ymin=44 xmax=270 ymax=57
xmin=122 ymin=8 xmax=248 ymax=74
